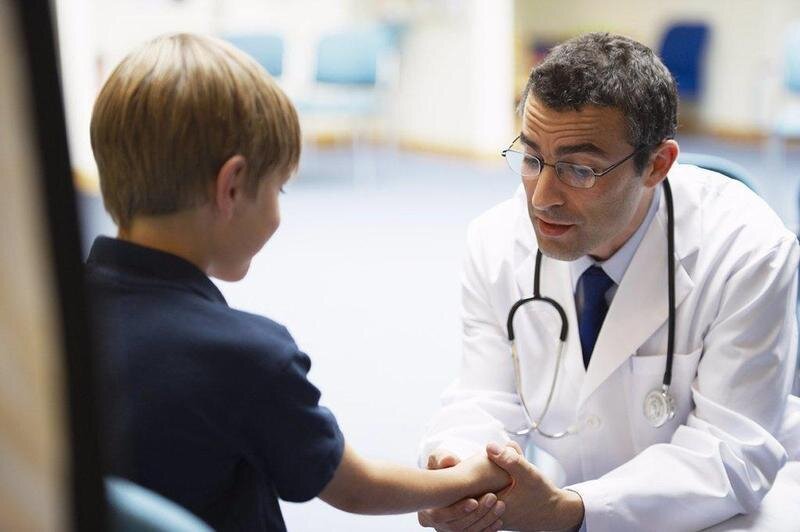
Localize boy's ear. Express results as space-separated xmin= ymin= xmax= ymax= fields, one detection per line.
xmin=214 ymin=155 xmax=247 ymax=220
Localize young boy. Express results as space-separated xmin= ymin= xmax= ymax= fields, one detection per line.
xmin=86 ymin=33 xmax=510 ymax=531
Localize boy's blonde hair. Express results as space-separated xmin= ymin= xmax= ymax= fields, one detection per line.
xmin=90 ymin=33 xmax=300 ymax=228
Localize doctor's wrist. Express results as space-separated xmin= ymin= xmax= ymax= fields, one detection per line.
xmin=555 ymin=488 xmax=585 ymax=531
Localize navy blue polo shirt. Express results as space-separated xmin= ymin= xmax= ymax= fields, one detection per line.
xmin=86 ymin=237 xmax=344 ymax=531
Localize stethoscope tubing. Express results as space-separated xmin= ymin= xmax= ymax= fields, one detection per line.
xmin=663 ymin=178 xmax=676 ymax=387
xmin=506 ymin=179 xmax=676 ymax=437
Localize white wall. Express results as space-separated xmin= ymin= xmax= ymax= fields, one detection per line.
xmin=56 ymin=0 xmax=219 ymax=180
xmin=394 ymin=0 xmax=514 ymax=154
xmin=514 ymin=0 xmax=800 ymax=134
xmin=55 ymin=0 xmax=515 ymax=180
xmin=54 ymin=0 xmax=800 ymax=181
xmin=56 ymin=0 xmax=96 ymax=177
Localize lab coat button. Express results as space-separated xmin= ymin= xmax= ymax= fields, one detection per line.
xmin=585 ymin=415 xmax=602 ymax=429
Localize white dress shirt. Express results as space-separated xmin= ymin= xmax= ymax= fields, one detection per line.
xmin=570 ymin=185 xmax=661 ymax=314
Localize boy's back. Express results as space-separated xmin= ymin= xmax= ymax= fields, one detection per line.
xmin=86 ymin=32 xmax=513 ymax=532
xmin=87 ymin=236 xmax=344 ymax=530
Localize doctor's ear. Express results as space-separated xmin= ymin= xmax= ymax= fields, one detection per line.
xmin=213 ymin=155 xmax=248 ymax=220
xmin=643 ymin=140 xmax=679 ymax=188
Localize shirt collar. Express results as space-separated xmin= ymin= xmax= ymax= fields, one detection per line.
xmin=569 ymin=184 xmax=661 ymax=291
xmin=86 ymin=236 xmax=227 ymax=304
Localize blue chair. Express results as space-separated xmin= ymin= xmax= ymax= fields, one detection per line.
xmin=297 ymin=25 xmax=400 ymax=116
xmin=785 ymin=23 xmax=800 ymax=94
xmin=679 ymin=152 xmax=758 ymax=193
xmin=659 ymin=23 xmax=709 ymax=100
xmin=106 ymin=477 xmax=211 ymax=531
xmin=224 ymin=34 xmax=284 ymax=78
xmin=314 ymin=26 xmax=397 ymax=86
xmin=297 ymin=25 xmax=402 ymax=184
xmin=774 ymin=22 xmax=800 ymax=138
xmin=767 ymin=22 xmax=800 ymax=172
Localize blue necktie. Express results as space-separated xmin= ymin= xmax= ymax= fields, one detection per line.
xmin=578 ymin=266 xmax=615 ymax=369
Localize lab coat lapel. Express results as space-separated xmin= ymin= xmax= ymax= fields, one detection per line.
xmin=578 ymin=183 xmax=696 ymax=406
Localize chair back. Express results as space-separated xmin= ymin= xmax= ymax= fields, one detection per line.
xmin=785 ymin=22 xmax=800 ymax=94
xmin=679 ymin=152 xmax=758 ymax=193
xmin=315 ymin=26 xmax=397 ymax=86
xmin=106 ymin=477 xmax=212 ymax=532
xmin=659 ymin=23 xmax=709 ymax=99
xmin=225 ymin=34 xmax=284 ymax=77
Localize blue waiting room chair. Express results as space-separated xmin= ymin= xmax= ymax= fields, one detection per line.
xmin=678 ymin=152 xmax=758 ymax=193
xmin=224 ymin=34 xmax=284 ymax=78
xmin=776 ymin=21 xmax=800 ymax=137
xmin=766 ymin=21 xmax=800 ymax=172
xmin=106 ymin=477 xmax=211 ymax=531
xmin=296 ymin=24 xmax=401 ymax=185
xmin=659 ymin=23 xmax=709 ymax=100
xmin=297 ymin=24 xmax=399 ymax=118
xmin=314 ymin=26 xmax=397 ymax=86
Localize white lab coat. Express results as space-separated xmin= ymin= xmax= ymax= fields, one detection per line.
xmin=420 ymin=164 xmax=800 ymax=531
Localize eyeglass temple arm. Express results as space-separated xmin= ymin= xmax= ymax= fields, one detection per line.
xmin=593 ymin=149 xmax=639 ymax=177
xmin=501 ymin=135 xmax=521 ymax=155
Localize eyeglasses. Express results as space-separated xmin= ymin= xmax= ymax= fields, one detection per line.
xmin=501 ymin=135 xmax=647 ymax=189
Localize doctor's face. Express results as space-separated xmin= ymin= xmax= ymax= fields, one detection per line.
xmin=520 ymin=96 xmax=654 ymax=261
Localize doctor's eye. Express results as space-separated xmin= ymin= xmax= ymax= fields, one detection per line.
xmin=556 ymin=162 xmax=596 ymax=188
xmin=521 ymin=154 xmax=542 ymax=175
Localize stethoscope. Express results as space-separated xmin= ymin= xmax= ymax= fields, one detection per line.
xmin=505 ymin=179 xmax=677 ymax=438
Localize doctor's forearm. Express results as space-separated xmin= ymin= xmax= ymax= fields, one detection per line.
xmin=319 ymin=443 xmax=509 ymax=515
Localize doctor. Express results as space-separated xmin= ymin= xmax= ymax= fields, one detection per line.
xmin=418 ymin=33 xmax=800 ymax=531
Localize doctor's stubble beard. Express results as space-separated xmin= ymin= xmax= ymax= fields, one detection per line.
xmin=528 ymin=176 xmax=649 ymax=262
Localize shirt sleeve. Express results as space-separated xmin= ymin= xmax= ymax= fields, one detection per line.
xmin=244 ymin=338 xmax=345 ymax=503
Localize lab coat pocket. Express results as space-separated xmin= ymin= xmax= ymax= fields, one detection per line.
xmin=627 ymin=346 xmax=703 ymax=451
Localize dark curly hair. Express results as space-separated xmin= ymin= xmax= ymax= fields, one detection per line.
xmin=520 ymin=32 xmax=678 ymax=172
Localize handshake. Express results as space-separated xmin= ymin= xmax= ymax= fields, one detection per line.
xmin=317 ymin=437 xmax=582 ymax=529
xmin=418 ymin=442 xmax=584 ymax=532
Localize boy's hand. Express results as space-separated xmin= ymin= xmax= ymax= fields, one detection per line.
xmin=417 ymin=448 xmax=510 ymax=531
xmin=458 ymin=450 xmax=513 ymax=494
xmin=427 ymin=449 xmax=460 ymax=470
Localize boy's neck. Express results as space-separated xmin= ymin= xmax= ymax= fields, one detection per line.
xmin=118 ymin=210 xmax=213 ymax=274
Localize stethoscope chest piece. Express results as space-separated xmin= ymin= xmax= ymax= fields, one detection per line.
xmin=643 ymin=385 xmax=676 ymax=428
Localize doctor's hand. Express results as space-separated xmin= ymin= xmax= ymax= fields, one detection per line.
xmin=417 ymin=449 xmax=507 ymax=532
xmin=486 ymin=442 xmax=585 ymax=532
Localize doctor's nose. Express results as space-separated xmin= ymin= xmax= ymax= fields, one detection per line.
xmin=530 ymin=166 xmax=566 ymax=211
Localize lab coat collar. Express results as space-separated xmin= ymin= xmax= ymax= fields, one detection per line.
xmin=511 ymin=171 xmax=700 ymax=406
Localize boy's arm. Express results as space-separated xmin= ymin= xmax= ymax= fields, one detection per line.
xmin=318 ymin=442 xmax=510 ymax=515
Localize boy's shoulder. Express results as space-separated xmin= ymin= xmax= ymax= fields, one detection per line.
xmin=202 ymin=305 xmax=304 ymax=373
xmin=85 ymin=237 xmax=307 ymax=379
xmin=137 ymin=293 xmax=306 ymax=382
